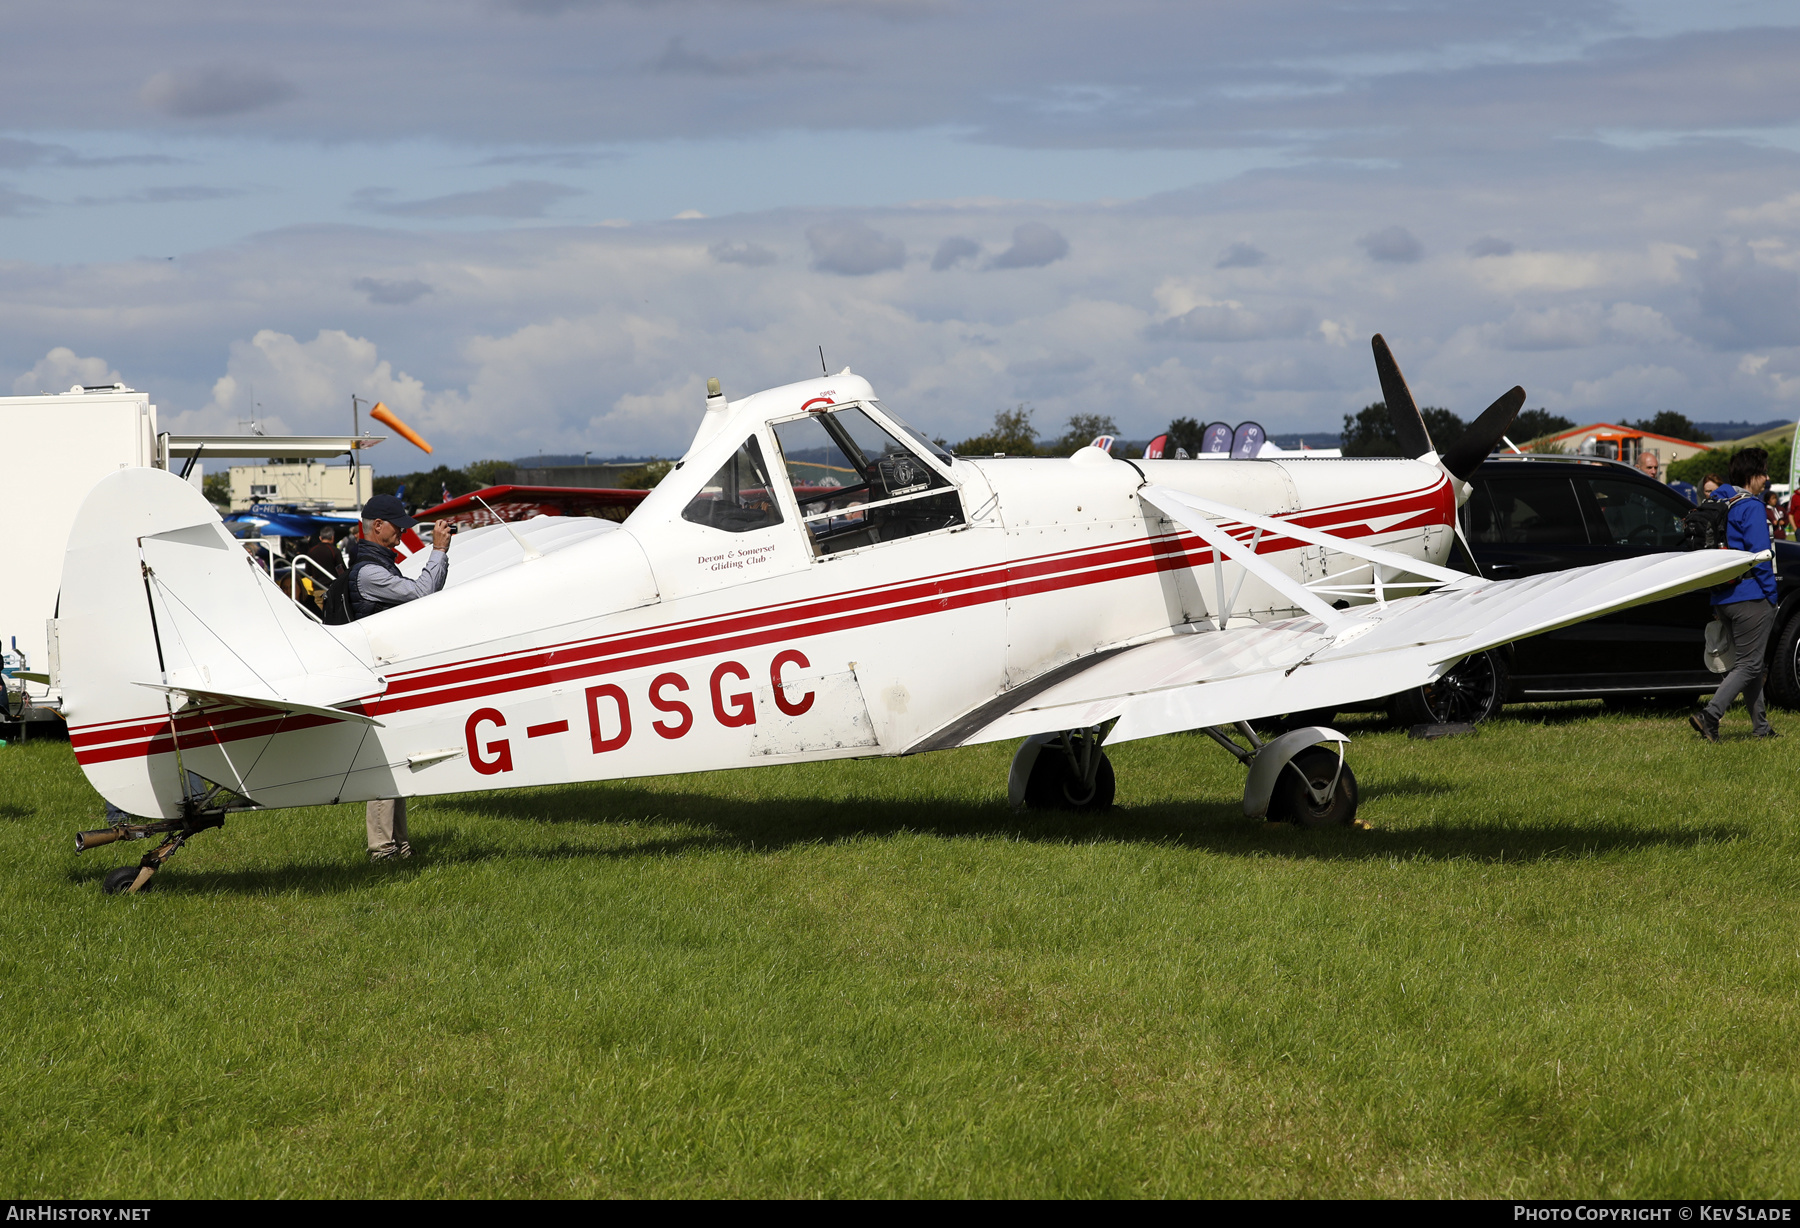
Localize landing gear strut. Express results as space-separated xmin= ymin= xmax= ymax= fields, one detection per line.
xmin=1010 ymin=724 xmax=1116 ymax=812
xmin=1203 ymin=722 xmax=1361 ymax=826
xmin=78 ymin=809 xmax=226 ymax=894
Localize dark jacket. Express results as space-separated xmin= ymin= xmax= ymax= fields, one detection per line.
xmin=346 ymin=539 xmax=449 ymax=620
xmin=346 ymin=541 xmax=405 ymax=621
xmin=1711 ymin=484 xmax=1777 ymax=606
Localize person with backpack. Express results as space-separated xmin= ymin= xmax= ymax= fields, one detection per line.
xmin=1691 ymin=447 xmax=1779 ymax=742
xmin=336 ymin=493 xmax=453 ymax=860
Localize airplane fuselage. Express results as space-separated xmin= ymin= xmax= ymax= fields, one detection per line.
xmin=63 ymin=376 xmax=1455 ymax=819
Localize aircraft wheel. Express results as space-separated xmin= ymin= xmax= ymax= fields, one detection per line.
xmin=1267 ymin=747 xmax=1358 ymax=827
xmin=1393 ymin=649 xmax=1507 ymax=726
xmin=1024 ymin=747 xmax=1115 ymax=812
xmin=101 ymin=866 xmax=150 ymax=895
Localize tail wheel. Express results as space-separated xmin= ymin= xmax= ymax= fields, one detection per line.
xmin=1267 ymin=747 xmax=1359 ymax=826
xmin=1024 ymin=746 xmax=1116 ymax=812
xmin=1769 ymin=611 xmax=1800 ymax=710
xmin=1393 ymin=649 xmax=1507 ymax=725
xmin=101 ymin=866 xmax=151 ymax=895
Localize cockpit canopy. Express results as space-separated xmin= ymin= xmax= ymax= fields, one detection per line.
xmin=680 ymin=399 xmax=964 ymax=555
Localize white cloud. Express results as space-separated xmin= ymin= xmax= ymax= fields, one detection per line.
xmin=196 ymin=329 xmax=428 ymax=442
xmin=1564 ymin=364 xmax=1690 ymax=411
xmin=1727 ymin=192 xmax=1800 ymax=228
xmin=1497 ymin=302 xmax=1678 ymax=351
xmin=11 ymin=347 xmax=122 ymax=395
xmin=1150 ymin=299 xmax=1314 ymax=343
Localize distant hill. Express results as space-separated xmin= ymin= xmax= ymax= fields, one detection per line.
xmin=512 ymin=454 xmax=657 ymax=467
xmin=1693 ymin=420 xmax=1792 ymax=442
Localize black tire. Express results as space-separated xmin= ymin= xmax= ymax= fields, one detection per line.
xmin=1023 ymin=744 xmax=1116 ymax=811
xmin=1769 ymin=610 xmax=1800 ymax=711
xmin=1392 ymin=649 xmax=1508 ymax=726
xmin=1267 ymin=746 xmax=1359 ymax=826
xmin=101 ymin=865 xmax=150 ymax=895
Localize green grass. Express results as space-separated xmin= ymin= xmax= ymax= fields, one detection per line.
xmin=3 ymin=701 xmax=1798 ymax=1198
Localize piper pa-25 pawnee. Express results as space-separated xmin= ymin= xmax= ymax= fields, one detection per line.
xmin=60 ymin=336 xmax=1757 ymax=893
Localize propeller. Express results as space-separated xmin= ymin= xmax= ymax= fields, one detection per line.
xmin=1370 ymin=334 xmax=1526 ymax=481
xmin=1372 ymin=334 xmax=1433 ymax=458
xmin=1441 ymin=385 xmax=1526 ymax=480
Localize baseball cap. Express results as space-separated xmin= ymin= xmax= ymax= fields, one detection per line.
xmin=360 ymin=493 xmax=419 ymax=532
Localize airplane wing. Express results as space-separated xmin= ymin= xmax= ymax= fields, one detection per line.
xmin=917 ymin=484 xmax=1758 ymax=750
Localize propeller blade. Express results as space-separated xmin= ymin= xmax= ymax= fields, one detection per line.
xmin=1441 ymin=385 xmax=1526 ymax=480
xmin=1371 ymin=334 xmax=1433 ymax=457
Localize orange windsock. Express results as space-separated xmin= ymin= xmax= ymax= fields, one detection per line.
xmin=369 ymin=401 xmax=433 ymax=454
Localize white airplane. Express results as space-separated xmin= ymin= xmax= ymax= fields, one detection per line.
xmin=58 ymin=337 xmax=1755 ymax=893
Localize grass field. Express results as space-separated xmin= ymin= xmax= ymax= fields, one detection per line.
xmin=2 ymin=702 xmax=1798 ymax=1198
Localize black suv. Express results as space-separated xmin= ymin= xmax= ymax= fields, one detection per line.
xmin=1387 ymin=453 xmax=1800 ymax=723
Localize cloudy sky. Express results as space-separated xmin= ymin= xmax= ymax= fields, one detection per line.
xmin=5 ymin=0 xmax=1800 ymax=465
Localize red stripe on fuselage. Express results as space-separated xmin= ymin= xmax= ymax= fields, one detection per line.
xmin=70 ymin=476 xmax=1452 ymax=765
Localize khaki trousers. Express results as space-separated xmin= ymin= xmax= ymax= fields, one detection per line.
xmin=366 ymin=797 xmax=409 ymax=852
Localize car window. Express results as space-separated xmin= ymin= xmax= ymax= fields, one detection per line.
xmin=1584 ymin=478 xmax=1687 ymax=548
xmin=774 ymin=406 xmax=963 ymax=555
xmin=681 ymin=435 xmax=783 ymax=533
xmin=1468 ymin=477 xmax=1589 ymax=545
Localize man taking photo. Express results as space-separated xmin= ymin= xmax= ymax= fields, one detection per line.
xmin=347 ymin=493 xmax=453 ymax=860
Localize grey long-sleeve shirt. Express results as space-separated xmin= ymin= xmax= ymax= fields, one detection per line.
xmin=356 ymin=547 xmax=449 ymax=610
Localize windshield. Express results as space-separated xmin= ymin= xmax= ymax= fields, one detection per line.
xmin=773 ymin=406 xmax=963 ymax=554
xmin=869 ymin=400 xmax=953 ymax=466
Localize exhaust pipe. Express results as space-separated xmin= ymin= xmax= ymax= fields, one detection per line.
xmin=75 ymin=828 xmax=125 ymax=853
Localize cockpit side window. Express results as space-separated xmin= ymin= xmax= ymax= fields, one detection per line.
xmin=681 ymin=435 xmax=784 ymax=533
xmin=773 ymin=406 xmax=964 ymax=555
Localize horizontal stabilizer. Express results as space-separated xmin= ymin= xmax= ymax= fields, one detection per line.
xmin=134 ymin=682 xmax=383 ymax=726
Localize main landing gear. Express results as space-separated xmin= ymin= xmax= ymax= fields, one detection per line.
xmin=1010 ymin=725 xmax=1116 ymax=812
xmin=1007 ymin=720 xmax=1361 ymax=827
xmin=1203 ymin=722 xmax=1361 ymax=827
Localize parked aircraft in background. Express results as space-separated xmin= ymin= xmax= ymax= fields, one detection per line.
xmin=57 ymin=337 xmax=1756 ymax=892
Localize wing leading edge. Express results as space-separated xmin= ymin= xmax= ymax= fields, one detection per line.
xmin=925 ymin=486 xmax=1759 ymax=750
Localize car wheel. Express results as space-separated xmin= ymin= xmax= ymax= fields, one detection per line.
xmin=1392 ymin=649 xmax=1508 ymax=725
xmin=1768 ymin=610 xmax=1800 ymax=711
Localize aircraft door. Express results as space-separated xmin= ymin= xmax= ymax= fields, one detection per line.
xmin=650 ymin=431 xmax=813 ymax=603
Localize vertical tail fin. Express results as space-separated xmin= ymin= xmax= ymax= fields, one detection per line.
xmin=59 ymin=468 xmax=383 ymax=818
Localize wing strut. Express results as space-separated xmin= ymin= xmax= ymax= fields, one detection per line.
xmin=1139 ymin=483 xmax=1476 ymax=625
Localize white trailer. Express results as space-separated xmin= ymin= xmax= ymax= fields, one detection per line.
xmin=1 ymin=384 xmax=379 ymax=733
xmin=2 ymin=386 xmax=167 ymax=733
